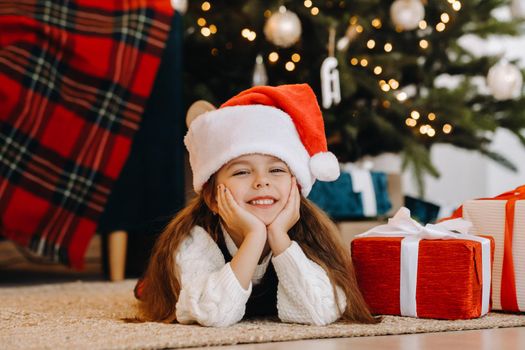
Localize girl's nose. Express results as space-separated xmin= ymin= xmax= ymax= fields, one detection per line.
xmin=254 ymin=178 xmax=270 ymax=189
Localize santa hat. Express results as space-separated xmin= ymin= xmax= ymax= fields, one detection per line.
xmin=184 ymin=84 xmax=339 ymax=197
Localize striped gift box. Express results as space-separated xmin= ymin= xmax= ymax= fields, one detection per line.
xmin=462 ymin=194 xmax=525 ymax=312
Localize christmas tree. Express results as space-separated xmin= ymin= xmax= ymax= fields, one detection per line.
xmin=182 ymin=0 xmax=525 ymax=193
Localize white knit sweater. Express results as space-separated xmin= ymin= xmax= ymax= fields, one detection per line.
xmin=174 ymin=226 xmax=347 ymax=327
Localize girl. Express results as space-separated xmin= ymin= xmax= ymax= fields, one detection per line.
xmin=137 ymin=84 xmax=376 ymax=327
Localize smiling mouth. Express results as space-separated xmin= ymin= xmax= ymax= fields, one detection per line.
xmin=248 ymin=198 xmax=276 ymax=207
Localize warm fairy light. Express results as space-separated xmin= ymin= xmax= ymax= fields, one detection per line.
xmin=209 ymin=25 xmax=217 ymax=34
xmin=285 ymin=61 xmax=295 ymax=71
xmin=379 ymin=80 xmax=390 ymax=92
xmin=384 ymin=43 xmax=393 ymax=52
xmin=367 ymin=39 xmax=376 ymax=49
xmin=419 ymin=20 xmax=427 ymax=30
xmin=419 ymin=40 xmax=429 ymax=49
xmin=264 ymin=10 xmax=272 ymax=18
xmin=304 ymin=0 xmax=313 ymax=8
xmin=201 ymin=27 xmax=211 ymax=36
xmin=311 ymin=7 xmax=319 ymax=15
xmin=388 ymin=79 xmax=399 ymax=89
xmin=428 ymin=112 xmax=436 ymax=121
xmin=242 ymin=28 xmax=256 ymax=40
xmin=411 ymin=111 xmax=420 ymax=120
xmin=197 ymin=18 xmax=206 ymax=26
xmin=211 ymin=48 xmax=218 ymax=56
xmin=269 ymin=52 xmax=279 ymax=62
xmin=406 ymin=118 xmax=417 ymax=127
xmin=396 ymin=92 xmax=408 ymax=101
xmin=350 ymin=16 xmax=358 ymax=25
xmin=201 ymin=2 xmax=211 ymax=11
xmin=360 ymin=58 xmax=368 ymax=67
xmin=351 ymin=57 xmax=359 ymax=65
xmin=436 ymin=22 xmax=446 ymax=32
xmin=447 ymin=0 xmax=455 ymax=3
xmin=291 ymin=53 xmax=301 ymax=62
xmin=419 ymin=124 xmax=430 ymax=134
xmin=441 ymin=13 xmax=450 ymax=23
xmin=452 ymin=1 xmax=462 ymax=11
xmin=355 ymin=25 xmax=364 ymax=33
xmin=372 ymin=18 xmax=382 ymax=28
xmin=443 ymin=124 xmax=453 ymax=133
xmin=373 ymin=66 xmax=382 ymax=75
xmin=427 ymin=128 xmax=436 ymax=137
xmin=382 ymin=100 xmax=391 ymax=108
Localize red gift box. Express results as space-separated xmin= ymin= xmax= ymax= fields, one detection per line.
xmin=351 ymin=236 xmax=495 ymax=319
xmin=350 ymin=208 xmax=494 ymax=319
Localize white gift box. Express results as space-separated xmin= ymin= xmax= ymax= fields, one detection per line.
xmin=463 ymin=199 xmax=525 ymax=311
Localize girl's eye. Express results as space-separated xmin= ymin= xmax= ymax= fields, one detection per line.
xmin=233 ymin=170 xmax=249 ymax=176
xmin=270 ymin=168 xmax=287 ymax=173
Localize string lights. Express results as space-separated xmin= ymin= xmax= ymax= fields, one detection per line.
xmin=241 ymin=28 xmax=256 ymax=41
xmin=195 ymin=0 xmax=458 ymax=136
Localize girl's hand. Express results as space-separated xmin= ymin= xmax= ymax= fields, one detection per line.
xmin=216 ymin=184 xmax=266 ymax=239
xmin=267 ymin=177 xmax=300 ymax=238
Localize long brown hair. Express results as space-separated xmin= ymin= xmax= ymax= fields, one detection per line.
xmin=138 ymin=175 xmax=378 ymax=324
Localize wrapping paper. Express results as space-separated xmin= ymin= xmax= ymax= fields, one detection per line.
xmin=462 ymin=196 xmax=525 ymax=311
xmin=351 ymin=208 xmax=494 ymax=319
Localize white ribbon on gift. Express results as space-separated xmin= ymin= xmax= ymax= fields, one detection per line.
xmin=356 ymin=207 xmax=491 ymax=318
xmin=342 ymin=163 xmax=377 ymax=217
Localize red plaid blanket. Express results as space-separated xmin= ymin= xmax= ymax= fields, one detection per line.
xmin=0 ymin=0 xmax=173 ymax=269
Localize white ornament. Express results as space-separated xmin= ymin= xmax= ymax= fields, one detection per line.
xmin=487 ymin=61 xmax=523 ymax=100
xmin=390 ymin=0 xmax=425 ymax=31
xmin=264 ymin=7 xmax=302 ymax=48
xmin=252 ymin=54 xmax=268 ymax=86
xmin=336 ymin=24 xmax=360 ymax=51
xmin=170 ymin=0 xmax=188 ymax=14
xmin=511 ymin=0 xmax=525 ymax=19
xmin=320 ymin=57 xmax=341 ymax=109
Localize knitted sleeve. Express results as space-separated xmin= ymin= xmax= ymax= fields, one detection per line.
xmin=272 ymin=241 xmax=347 ymax=326
xmin=174 ymin=226 xmax=252 ymax=327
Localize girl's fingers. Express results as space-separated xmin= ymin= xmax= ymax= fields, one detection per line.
xmin=216 ymin=185 xmax=224 ymax=214
xmin=291 ymin=178 xmax=300 ymax=221
xmin=288 ymin=177 xmax=299 ymax=210
xmin=293 ymin=178 xmax=300 ymax=209
xmin=217 ymin=184 xmax=229 ymax=217
xmin=224 ymin=187 xmax=239 ymax=215
xmin=218 ymin=184 xmax=237 ymax=218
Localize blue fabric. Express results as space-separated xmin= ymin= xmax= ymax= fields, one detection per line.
xmin=308 ymin=172 xmax=363 ymax=219
xmin=307 ymin=169 xmax=392 ymax=220
xmin=371 ymin=171 xmax=392 ymax=215
xmin=404 ymin=195 xmax=440 ymax=224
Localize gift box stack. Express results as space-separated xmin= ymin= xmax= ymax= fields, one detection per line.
xmin=453 ymin=185 xmax=525 ymax=312
xmin=307 ymin=163 xmax=392 ymax=220
xmin=351 ymin=207 xmax=494 ymax=320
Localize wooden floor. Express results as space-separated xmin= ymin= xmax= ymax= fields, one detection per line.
xmin=191 ymin=327 xmax=525 ymax=350
xmin=2 ymin=237 xmax=525 ymax=350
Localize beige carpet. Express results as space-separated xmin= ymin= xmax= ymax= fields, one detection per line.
xmin=2 ymin=280 xmax=525 ymax=350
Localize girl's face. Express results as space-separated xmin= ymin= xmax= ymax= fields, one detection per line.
xmin=215 ymin=154 xmax=293 ymax=225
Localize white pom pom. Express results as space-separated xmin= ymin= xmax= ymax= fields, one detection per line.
xmin=310 ymin=152 xmax=340 ymax=181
